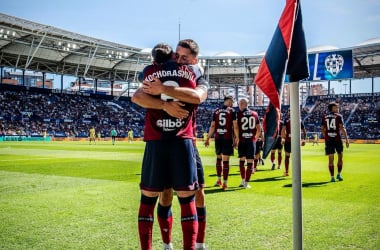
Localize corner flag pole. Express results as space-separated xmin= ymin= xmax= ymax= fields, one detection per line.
xmin=290 ymin=81 xmax=303 ymax=250
xmin=253 ymin=0 xmax=308 ymax=246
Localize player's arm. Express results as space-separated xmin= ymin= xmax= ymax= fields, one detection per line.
xmin=339 ymin=123 xmax=349 ymax=148
xmin=321 ymin=125 xmax=326 ymax=136
xmin=255 ymin=121 xmax=261 ymax=141
xmin=280 ymin=125 xmax=286 ymax=145
xmin=233 ymin=119 xmax=239 ymax=148
xmin=204 ymin=121 xmax=215 ymax=147
xmin=142 ymin=77 xmax=208 ymax=104
xmin=321 ymin=116 xmax=327 ymax=138
xmin=131 ymin=87 xmax=189 ymax=119
xmin=258 ymin=120 xmax=265 ymax=143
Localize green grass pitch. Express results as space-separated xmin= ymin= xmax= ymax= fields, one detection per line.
xmin=0 ymin=141 xmax=379 ymax=249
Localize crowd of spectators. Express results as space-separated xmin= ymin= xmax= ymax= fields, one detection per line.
xmin=0 ymin=86 xmax=144 ymax=138
xmin=302 ymin=94 xmax=380 ymax=139
xmin=1 ymin=85 xmax=379 ymax=140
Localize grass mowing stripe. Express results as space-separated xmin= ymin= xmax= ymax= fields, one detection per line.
xmin=0 ymin=147 xmax=141 ymax=161
xmin=0 ymin=171 xmax=140 ymax=249
xmin=0 ymin=158 xmax=52 ymax=162
xmin=0 ymin=141 xmax=379 ymax=249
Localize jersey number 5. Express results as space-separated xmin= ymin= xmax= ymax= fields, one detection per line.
xmin=218 ymin=112 xmax=227 ymax=126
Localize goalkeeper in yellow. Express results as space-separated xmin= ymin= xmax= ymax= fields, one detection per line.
xmin=89 ymin=126 xmax=96 ymax=145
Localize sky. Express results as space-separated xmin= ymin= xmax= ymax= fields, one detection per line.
xmin=1 ymin=0 xmax=379 ymax=57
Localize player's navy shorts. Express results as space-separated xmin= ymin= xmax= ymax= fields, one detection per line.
xmin=194 ymin=146 xmax=205 ymax=187
xmin=255 ymin=140 xmax=263 ymax=155
xmin=284 ymin=141 xmax=291 ymax=153
xmin=325 ymin=139 xmax=343 ymax=155
xmin=214 ymin=138 xmax=234 ymax=156
xmin=271 ymin=137 xmax=283 ymax=150
xmin=140 ymin=139 xmax=198 ymax=192
xmin=238 ymin=140 xmax=255 ymax=159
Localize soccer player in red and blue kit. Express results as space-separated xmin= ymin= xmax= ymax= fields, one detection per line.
xmin=132 ymin=43 xmax=199 ymax=250
xmin=204 ymin=95 xmax=239 ymax=190
xmin=270 ymin=114 xmax=285 ymax=170
xmin=133 ymin=39 xmax=209 ymax=250
xmin=280 ymin=112 xmax=306 ymax=176
xmin=321 ymin=102 xmax=349 ymax=182
xmin=236 ymin=98 xmax=261 ymax=188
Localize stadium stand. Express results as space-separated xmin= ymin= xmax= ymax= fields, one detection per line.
xmin=0 ymin=84 xmax=144 ymax=139
xmin=301 ymin=94 xmax=380 ymax=139
xmin=1 ymin=84 xmax=379 ymax=140
xmin=1 ymin=13 xmax=379 ymax=142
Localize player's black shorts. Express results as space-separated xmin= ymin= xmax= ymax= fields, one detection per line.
xmin=140 ymin=139 xmax=198 ymax=192
xmin=238 ymin=140 xmax=255 ymax=159
xmin=214 ymin=138 xmax=234 ymax=156
xmin=194 ymin=146 xmax=205 ymax=187
xmin=271 ymin=137 xmax=283 ymax=150
xmin=325 ymin=139 xmax=344 ymax=155
xmin=284 ymin=141 xmax=291 ymax=153
xmin=255 ymin=140 xmax=263 ymax=155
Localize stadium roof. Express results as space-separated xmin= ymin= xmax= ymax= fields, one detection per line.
xmin=0 ymin=13 xmax=379 ymax=86
xmin=0 ymin=13 xmax=152 ymax=82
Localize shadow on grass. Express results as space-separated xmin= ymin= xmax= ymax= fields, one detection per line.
xmin=203 ymin=186 xmax=245 ymax=194
xmin=283 ymin=181 xmax=330 ymax=188
xmin=251 ymin=176 xmax=286 ymax=182
xmin=208 ymin=173 xmax=241 ymax=177
xmin=254 ymin=168 xmax=280 ymax=172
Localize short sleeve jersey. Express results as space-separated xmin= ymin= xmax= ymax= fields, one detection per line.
xmin=284 ymin=119 xmax=305 ymax=142
xmin=89 ymin=128 xmax=95 ymax=136
xmin=236 ymin=108 xmax=259 ymax=142
xmin=322 ymin=112 xmax=344 ymax=141
xmin=142 ymin=61 xmax=197 ymax=141
xmin=212 ymin=105 xmax=237 ymax=140
xmin=189 ymin=64 xmax=209 ymax=143
xmin=111 ymin=129 xmax=117 ymax=136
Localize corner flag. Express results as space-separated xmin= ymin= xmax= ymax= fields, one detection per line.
xmin=254 ymin=0 xmax=309 ymax=158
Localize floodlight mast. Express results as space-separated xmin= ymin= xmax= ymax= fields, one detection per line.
xmin=178 ymin=18 xmax=181 ymax=41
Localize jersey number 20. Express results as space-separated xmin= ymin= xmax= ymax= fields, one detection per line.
xmin=241 ymin=116 xmax=256 ymax=130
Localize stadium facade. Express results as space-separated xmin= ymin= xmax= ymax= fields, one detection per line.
xmin=0 ymin=13 xmax=379 ymax=141
xmin=0 ymin=13 xmax=379 ymax=104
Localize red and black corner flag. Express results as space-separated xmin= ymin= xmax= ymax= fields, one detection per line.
xmin=254 ymin=0 xmax=309 ymax=158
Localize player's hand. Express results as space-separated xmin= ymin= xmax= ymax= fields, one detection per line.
xmin=281 ymin=138 xmax=285 ymax=145
xmin=142 ymin=77 xmax=163 ymax=95
xmin=345 ymin=140 xmax=349 ymax=148
xmin=204 ymin=139 xmax=209 ymax=147
xmin=233 ymin=138 xmax=239 ymax=149
xmin=301 ymin=139 xmax=306 ymax=146
xmin=163 ymin=101 xmax=188 ymax=119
